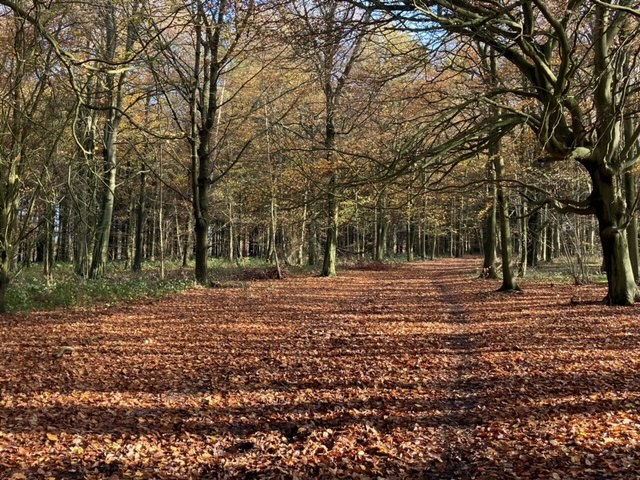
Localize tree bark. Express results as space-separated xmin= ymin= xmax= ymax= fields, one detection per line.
xmin=375 ymin=192 xmax=387 ymax=261
xmin=308 ymin=217 xmax=317 ymax=266
xmin=625 ymin=179 xmax=639 ymax=284
xmin=132 ymin=170 xmax=146 ymax=272
xmin=590 ymin=169 xmax=638 ymax=305
xmin=519 ymin=201 xmax=528 ymax=277
xmin=321 ymin=170 xmax=338 ymax=276
xmin=89 ymin=1 xmax=136 ymax=279
xmin=482 ymin=165 xmax=498 ymax=278
xmin=43 ymin=202 xmax=55 ymax=282
xmin=494 ymin=153 xmax=518 ymax=291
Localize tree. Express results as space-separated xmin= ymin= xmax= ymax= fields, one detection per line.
xmin=0 ymin=3 xmax=68 ymax=312
xmin=366 ymin=0 xmax=640 ymax=305
xmin=282 ymin=0 xmax=372 ymax=276
xmin=89 ymin=0 xmax=142 ymax=279
xmin=149 ymin=0 xmax=262 ymax=284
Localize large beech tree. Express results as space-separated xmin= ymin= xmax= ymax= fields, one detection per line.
xmin=367 ymin=0 xmax=640 ymax=305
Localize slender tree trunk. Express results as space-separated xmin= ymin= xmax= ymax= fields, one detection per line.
xmin=133 ymin=171 xmax=146 ymax=272
xmin=375 ymin=192 xmax=387 ymax=261
xmin=482 ymin=166 xmax=498 ymax=278
xmin=322 ymin=170 xmax=338 ymax=276
xmin=43 ymin=202 xmax=55 ymax=282
xmin=57 ymin=196 xmax=70 ymax=263
xmin=299 ymin=189 xmax=308 ymax=265
xmin=182 ymin=215 xmax=192 ymax=268
xmin=494 ymin=152 xmax=518 ymax=291
xmin=308 ymin=217 xmax=317 ymax=266
xmin=406 ymin=189 xmax=414 ymax=262
xmin=158 ymin=153 xmax=165 ymax=280
xmin=270 ymin=192 xmax=282 ymax=279
xmin=519 ymin=201 xmax=528 ymax=277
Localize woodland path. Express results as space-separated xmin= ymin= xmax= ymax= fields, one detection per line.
xmin=1 ymin=259 xmax=640 ymax=479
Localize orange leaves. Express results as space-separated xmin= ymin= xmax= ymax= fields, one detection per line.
xmin=2 ymin=259 xmax=640 ymax=477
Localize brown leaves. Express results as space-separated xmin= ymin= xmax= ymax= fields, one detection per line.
xmin=1 ymin=259 xmax=640 ymax=478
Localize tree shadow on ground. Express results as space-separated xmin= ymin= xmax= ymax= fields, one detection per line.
xmin=1 ymin=259 xmax=639 ymax=479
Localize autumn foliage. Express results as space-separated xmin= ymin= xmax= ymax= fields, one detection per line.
xmin=1 ymin=259 xmax=639 ymax=478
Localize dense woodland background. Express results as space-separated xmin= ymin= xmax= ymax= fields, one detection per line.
xmin=0 ymin=0 xmax=638 ymax=311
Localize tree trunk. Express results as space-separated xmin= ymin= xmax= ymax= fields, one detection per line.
xmin=482 ymin=166 xmax=498 ymax=278
xmin=519 ymin=201 xmax=528 ymax=277
xmin=270 ymin=190 xmax=282 ymax=279
xmin=43 ymin=203 xmax=55 ymax=282
xmin=321 ymin=96 xmax=339 ymax=277
xmin=192 ymin=132 xmax=210 ymax=283
xmin=89 ymin=139 xmax=117 ymax=279
xmin=132 ymin=170 xmax=146 ymax=272
xmin=494 ymin=153 xmax=518 ymax=291
xmin=375 ymin=192 xmax=387 ymax=261
xmin=321 ymin=171 xmax=338 ymax=276
xmin=600 ymin=227 xmax=637 ymax=305
xmin=0 ymin=247 xmax=9 ymax=313
xmin=625 ymin=172 xmax=639 ymax=285
xmin=308 ymin=218 xmax=317 ymax=266
xmin=591 ymin=169 xmax=638 ymax=305
xmin=182 ymin=215 xmax=192 ymax=268
xmin=299 ymin=189 xmax=308 ymax=265
xmin=89 ymin=2 xmax=132 ymax=279
xmin=57 ymin=196 xmax=71 ymax=263
xmin=406 ymin=190 xmax=414 ymax=262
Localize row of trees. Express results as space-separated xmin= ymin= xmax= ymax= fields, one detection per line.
xmin=0 ymin=0 xmax=638 ymax=310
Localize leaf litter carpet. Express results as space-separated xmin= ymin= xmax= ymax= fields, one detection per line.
xmin=1 ymin=259 xmax=640 ymax=479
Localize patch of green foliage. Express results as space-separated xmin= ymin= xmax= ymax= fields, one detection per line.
xmin=6 ymin=262 xmax=194 ymax=313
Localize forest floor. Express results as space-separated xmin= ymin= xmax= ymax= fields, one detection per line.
xmin=1 ymin=258 xmax=640 ymax=479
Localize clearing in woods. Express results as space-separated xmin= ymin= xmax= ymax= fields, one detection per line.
xmin=1 ymin=258 xmax=640 ymax=479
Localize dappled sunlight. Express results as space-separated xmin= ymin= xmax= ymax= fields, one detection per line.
xmin=1 ymin=259 xmax=640 ymax=478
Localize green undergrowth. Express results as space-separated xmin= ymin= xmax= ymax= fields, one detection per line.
xmin=522 ymin=259 xmax=607 ymax=285
xmin=5 ymin=258 xmax=311 ymax=313
xmin=6 ymin=263 xmax=195 ymax=313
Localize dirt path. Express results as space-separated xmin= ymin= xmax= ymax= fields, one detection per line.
xmin=1 ymin=259 xmax=640 ymax=479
